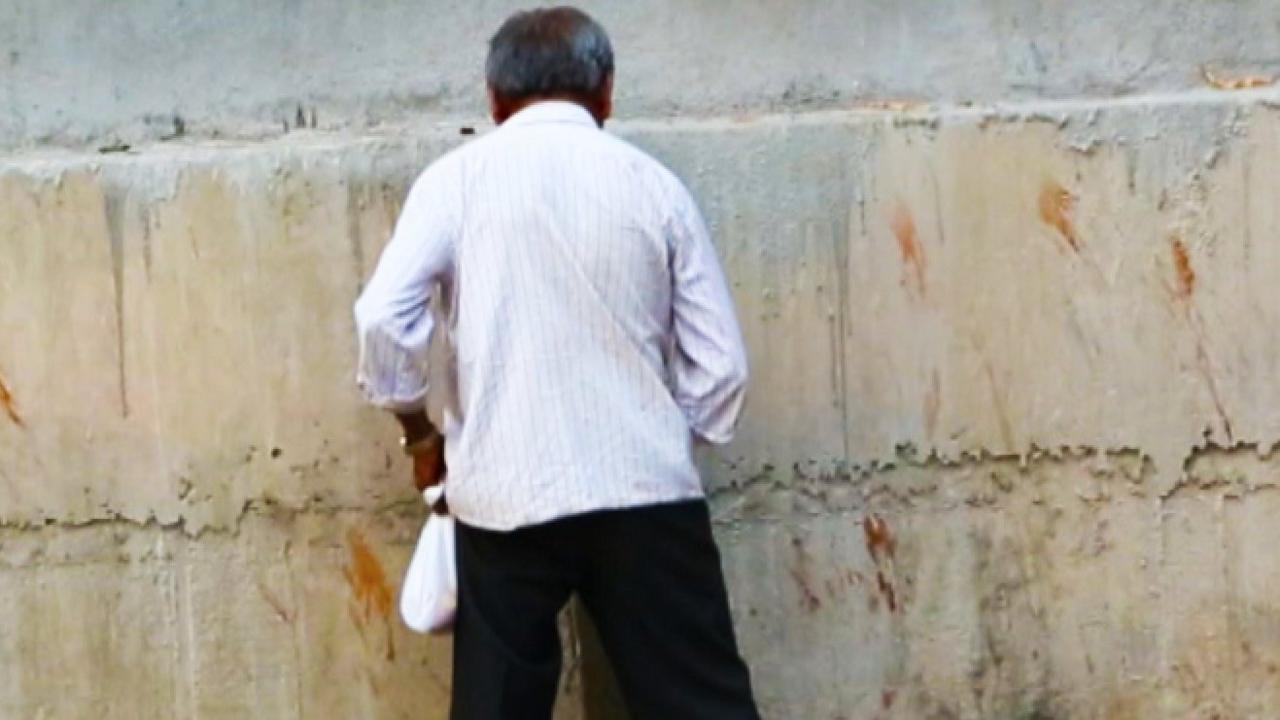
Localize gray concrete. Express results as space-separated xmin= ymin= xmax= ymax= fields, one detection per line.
xmin=5 ymin=0 xmax=1280 ymax=147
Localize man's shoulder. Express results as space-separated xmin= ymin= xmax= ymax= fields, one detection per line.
xmin=401 ymin=138 xmax=478 ymax=201
xmin=411 ymin=123 xmax=694 ymax=203
xmin=597 ymin=130 xmax=673 ymax=171
xmin=420 ymin=139 xmax=474 ymax=177
xmin=592 ymin=131 xmax=696 ymax=204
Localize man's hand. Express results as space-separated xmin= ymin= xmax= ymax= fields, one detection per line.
xmin=396 ymin=411 xmax=447 ymax=505
xmin=412 ymin=438 xmax=446 ymax=492
xmin=416 ymin=446 xmax=450 ymax=515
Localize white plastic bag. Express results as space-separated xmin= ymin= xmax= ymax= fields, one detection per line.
xmin=399 ymin=485 xmax=457 ymax=634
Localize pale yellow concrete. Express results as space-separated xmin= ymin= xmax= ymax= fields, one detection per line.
xmin=6 ymin=94 xmax=1280 ymax=716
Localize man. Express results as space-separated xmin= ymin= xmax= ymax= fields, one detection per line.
xmin=354 ymin=7 xmax=759 ymax=719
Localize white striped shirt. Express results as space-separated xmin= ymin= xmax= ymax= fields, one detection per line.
xmin=354 ymin=101 xmax=748 ymax=531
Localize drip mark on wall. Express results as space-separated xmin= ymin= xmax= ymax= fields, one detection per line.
xmin=1166 ymin=236 xmax=1232 ymax=442
xmin=863 ymin=514 xmax=901 ymax=613
xmin=1039 ymin=181 xmax=1081 ymax=252
xmin=1038 ymin=179 xmax=1110 ymax=285
xmin=0 ymin=371 xmax=25 ymax=427
xmin=140 ymin=206 xmax=154 ymax=282
xmin=255 ymin=577 xmax=294 ymax=624
xmin=890 ymin=202 xmax=926 ymax=297
xmin=1171 ymin=236 xmax=1196 ymax=299
xmin=344 ymin=529 xmax=396 ymax=661
xmin=1167 ymin=239 xmax=1233 ymax=443
xmin=345 ymin=180 xmax=368 ymax=290
xmin=789 ymin=536 xmax=823 ymax=612
xmin=103 ymin=184 xmax=130 ymax=418
xmin=924 ymin=370 xmax=941 ymax=440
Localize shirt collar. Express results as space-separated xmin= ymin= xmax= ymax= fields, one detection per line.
xmin=502 ymin=101 xmax=598 ymax=129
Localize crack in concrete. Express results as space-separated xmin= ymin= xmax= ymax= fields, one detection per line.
xmin=0 ymin=494 xmax=424 ymax=539
xmin=708 ymin=441 xmax=1280 ymax=525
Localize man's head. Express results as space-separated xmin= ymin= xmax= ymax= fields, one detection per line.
xmin=485 ymin=6 xmax=614 ymax=126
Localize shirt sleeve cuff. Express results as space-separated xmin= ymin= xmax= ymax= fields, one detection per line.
xmin=356 ymin=374 xmax=430 ymax=414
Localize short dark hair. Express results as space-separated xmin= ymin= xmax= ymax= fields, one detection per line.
xmin=485 ymin=7 xmax=614 ymax=103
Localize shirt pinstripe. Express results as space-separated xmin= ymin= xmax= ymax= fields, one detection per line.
xmin=354 ymin=101 xmax=748 ymax=531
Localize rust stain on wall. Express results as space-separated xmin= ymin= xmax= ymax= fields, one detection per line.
xmin=1171 ymin=236 xmax=1196 ymax=299
xmin=345 ymin=529 xmax=392 ymax=619
xmin=863 ymin=515 xmax=901 ymax=613
xmin=1201 ymin=66 xmax=1275 ymax=90
xmin=0 ymin=371 xmax=25 ymax=428
xmin=1038 ymin=181 xmax=1082 ymax=252
xmin=343 ymin=529 xmax=396 ymax=661
xmin=864 ymin=514 xmax=895 ymax=560
xmin=890 ymin=203 xmax=927 ymax=296
xmin=1166 ymin=238 xmax=1233 ymax=442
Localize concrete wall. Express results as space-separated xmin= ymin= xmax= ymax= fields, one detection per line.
xmin=6 ymin=0 xmax=1280 ymax=149
xmin=6 ymin=1 xmax=1280 ymax=718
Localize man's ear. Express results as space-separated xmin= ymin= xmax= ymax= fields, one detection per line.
xmin=488 ymin=86 xmax=509 ymax=125
xmin=596 ymin=74 xmax=614 ymax=126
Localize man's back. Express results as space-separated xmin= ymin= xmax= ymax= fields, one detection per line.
xmin=356 ymin=101 xmax=748 ymax=530
xmin=354 ymin=10 xmax=760 ymax=717
xmin=447 ymin=101 xmax=706 ymax=528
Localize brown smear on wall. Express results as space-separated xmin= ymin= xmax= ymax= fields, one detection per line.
xmin=344 ymin=529 xmax=396 ymax=661
xmin=1202 ymin=66 xmax=1275 ymax=90
xmin=890 ymin=203 xmax=926 ymax=297
xmin=1167 ymin=236 xmax=1232 ymax=442
xmin=1039 ymin=181 xmax=1081 ymax=252
xmin=863 ymin=515 xmax=901 ymax=613
xmin=1171 ymin=236 xmax=1196 ymax=299
xmin=255 ymin=577 xmax=294 ymax=624
xmin=0 ymin=371 xmax=24 ymax=428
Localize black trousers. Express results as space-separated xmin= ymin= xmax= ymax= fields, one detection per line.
xmin=450 ymin=500 xmax=761 ymax=720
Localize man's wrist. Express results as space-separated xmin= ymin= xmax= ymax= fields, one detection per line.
xmin=396 ymin=409 xmax=442 ymax=453
xmin=401 ymin=432 xmax=443 ymax=457
xmin=395 ymin=410 xmax=438 ymax=446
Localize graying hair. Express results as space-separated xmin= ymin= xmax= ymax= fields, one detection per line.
xmin=485 ymin=7 xmax=614 ymax=102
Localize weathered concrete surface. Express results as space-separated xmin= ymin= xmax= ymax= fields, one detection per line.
xmin=8 ymin=92 xmax=1280 ymax=526
xmin=718 ymin=448 xmax=1280 ymax=719
xmin=8 ymin=87 xmax=1280 ymax=716
xmin=0 ymin=508 xmax=587 ymax=719
xmin=5 ymin=0 xmax=1280 ymax=148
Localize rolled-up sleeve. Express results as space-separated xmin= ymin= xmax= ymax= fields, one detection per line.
xmin=666 ymin=183 xmax=749 ymax=445
xmin=354 ymin=160 xmax=460 ymax=412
